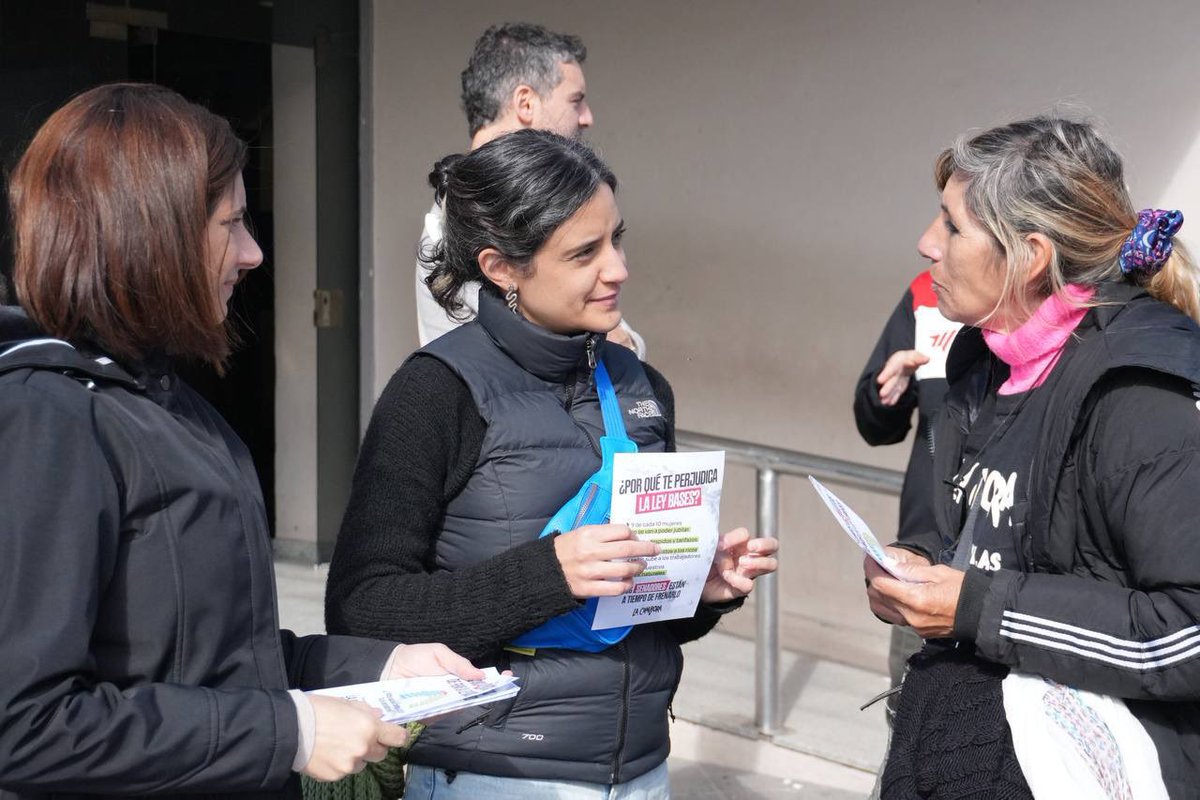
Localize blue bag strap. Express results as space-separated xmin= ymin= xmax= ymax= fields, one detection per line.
xmin=508 ymin=358 xmax=637 ymax=652
xmin=594 ymin=360 xmax=629 ymax=442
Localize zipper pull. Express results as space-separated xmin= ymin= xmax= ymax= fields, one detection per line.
xmin=454 ymin=710 xmax=491 ymax=735
xmin=586 ymin=335 xmax=597 ymax=370
xmin=859 ymin=685 xmax=902 ymax=711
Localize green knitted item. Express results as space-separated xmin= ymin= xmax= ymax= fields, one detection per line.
xmin=300 ymin=722 xmax=423 ymax=800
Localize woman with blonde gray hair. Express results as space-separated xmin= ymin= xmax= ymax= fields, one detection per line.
xmin=864 ymin=117 xmax=1200 ymax=799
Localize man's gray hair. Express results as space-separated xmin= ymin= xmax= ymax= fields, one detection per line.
xmin=460 ymin=23 xmax=586 ymax=137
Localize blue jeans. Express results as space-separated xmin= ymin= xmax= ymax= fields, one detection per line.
xmin=404 ymin=760 xmax=671 ymax=800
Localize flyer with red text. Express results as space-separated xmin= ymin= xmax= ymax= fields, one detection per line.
xmin=591 ymin=450 xmax=725 ymax=629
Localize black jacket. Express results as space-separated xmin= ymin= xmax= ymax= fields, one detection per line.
xmin=0 ymin=308 xmax=394 ymax=800
xmin=909 ymin=286 xmax=1200 ymax=799
xmin=853 ymin=272 xmax=960 ymax=542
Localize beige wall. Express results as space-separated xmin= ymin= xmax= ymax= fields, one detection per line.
xmin=364 ymin=0 xmax=1200 ymax=669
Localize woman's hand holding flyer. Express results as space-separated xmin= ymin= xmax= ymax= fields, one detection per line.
xmin=591 ymin=451 xmax=725 ymax=629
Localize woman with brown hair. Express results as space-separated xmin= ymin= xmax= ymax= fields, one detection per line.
xmin=0 ymin=83 xmax=478 ymax=799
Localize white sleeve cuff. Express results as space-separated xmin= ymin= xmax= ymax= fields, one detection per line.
xmin=287 ymin=689 xmax=316 ymax=772
xmin=379 ymin=644 xmax=405 ymax=680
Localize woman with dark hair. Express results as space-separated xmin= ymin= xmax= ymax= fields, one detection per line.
xmin=864 ymin=117 xmax=1200 ymax=799
xmin=0 ymin=83 xmax=479 ymax=800
xmin=325 ymin=128 xmax=778 ymax=798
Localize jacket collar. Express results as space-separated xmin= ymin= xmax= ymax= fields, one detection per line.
xmin=0 ymin=304 xmax=42 ymax=344
xmin=0 ymin=305 xmax=148 ymax=391
xmin=943 ymin=280 xmax=1154 ymax=386
xmin=1087 ymin=279 xmax=1148 ymax=330
xmin=476 ymin=291 xmax=605 ymax=383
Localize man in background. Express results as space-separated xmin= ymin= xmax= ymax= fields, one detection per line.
xmin=853 ymin=269 xmax=962 ymax=795
xmin=415 ymin=22 xmax=645 ymax=356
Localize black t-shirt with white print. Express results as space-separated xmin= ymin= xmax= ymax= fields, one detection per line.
xmin=949 ymin=370 xmax=1062 ymax=574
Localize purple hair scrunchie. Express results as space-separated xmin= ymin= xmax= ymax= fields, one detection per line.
xmin=1119 ymin=208 xmax=1184 ymax=276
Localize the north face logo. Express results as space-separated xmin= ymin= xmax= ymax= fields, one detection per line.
xmin=627 ymin=399 xmax=662 ymax=419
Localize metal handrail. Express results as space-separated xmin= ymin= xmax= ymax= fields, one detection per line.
xmin=675 ymin=428 xmax=903 ymax=736
xmin=676 ymin=429 xmax=904 ymax=494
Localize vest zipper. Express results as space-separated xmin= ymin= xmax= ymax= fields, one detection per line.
xmin=611 ymin=640 xmax=631 ymax=783
xmin=564 ymin=334 xmax=603 ymax=457
xmin=561 ymin=335 xmax=597 ymax=411
xmin=572 ymin=482 xmax=601 ymax=529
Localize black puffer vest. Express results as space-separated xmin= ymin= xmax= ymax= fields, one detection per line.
xmin=409 ymin=293 xmax=681 ymax=784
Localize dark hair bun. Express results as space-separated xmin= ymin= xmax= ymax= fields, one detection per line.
xmin=428 ymin=153 xmax=465 ymax=201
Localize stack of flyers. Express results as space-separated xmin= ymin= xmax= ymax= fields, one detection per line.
xmin=309 ymin=667 xmax=520 ymax=724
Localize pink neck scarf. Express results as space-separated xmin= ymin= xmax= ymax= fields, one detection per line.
xmin=981 ymin=284 xmax=1095 ymax=395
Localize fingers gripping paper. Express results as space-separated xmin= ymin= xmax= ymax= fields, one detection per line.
xmin=591 ymin=450 xmax=725 ymax=629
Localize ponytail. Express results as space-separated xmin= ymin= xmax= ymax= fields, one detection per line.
xmin=421 ymin=153 xmax=474 ymax=321
xmin=1147 ymin=244 xmax=1200 ymax=323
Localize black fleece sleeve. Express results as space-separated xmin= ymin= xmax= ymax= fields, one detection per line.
xmin=853 ymin=289 xmax=918 ymax=446
xmin=278 ymin=631 xmax=396 ymax=691
xmin=325 ymin=355 xmax=580 ymax=663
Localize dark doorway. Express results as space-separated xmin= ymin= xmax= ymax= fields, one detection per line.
xmin=0 ymin=0 xmax=277 ymax=529
xmin=132 ymin=29 xmax=277 ymax=530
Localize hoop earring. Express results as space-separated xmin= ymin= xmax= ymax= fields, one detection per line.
xmin=505 ymin=284 xmax=520 ymax=315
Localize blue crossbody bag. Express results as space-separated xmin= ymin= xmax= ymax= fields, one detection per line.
xmin=510 ymin=360 xmax=636 ymax=652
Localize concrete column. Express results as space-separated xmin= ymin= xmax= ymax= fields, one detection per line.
xmin=272 ymin=43 xmax=320 ymax=562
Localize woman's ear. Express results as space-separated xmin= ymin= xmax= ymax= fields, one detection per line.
xmin=1024 ymin=232 xmax=1055 ymax=287
xmin=478 ymin=248 xmax=518 ymax=293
